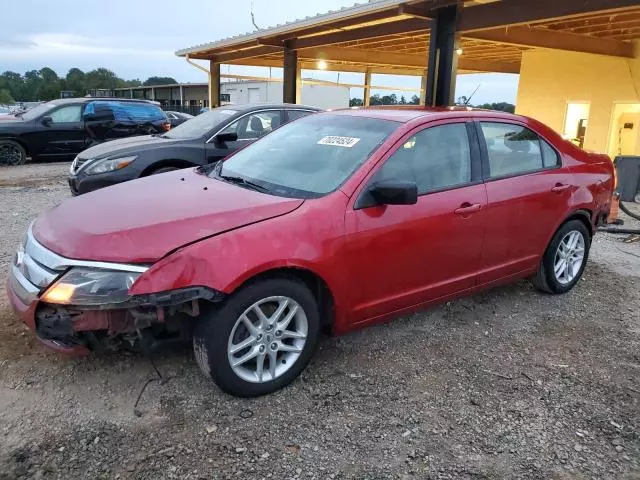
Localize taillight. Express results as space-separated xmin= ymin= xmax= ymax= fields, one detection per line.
xmin=162 ymin=122 xmax=171 ymax=132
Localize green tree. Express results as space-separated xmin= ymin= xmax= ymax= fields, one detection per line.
xmin=381 ymin=93 xmax=398 ymax=105
xmin=38 ymin=67 xmax=61 ymax=100
xmin=0 ymin=89 xmax=14 ymax=104
xmin=23 ymin=70 xmax=44 ymax=101
xmin=369 ymin=94 xmax=383 ymax=105
xmin=349 ymin=97 xmax=363 ymax=107
xmin=399 ymin=95 xmax=407 ymax=105
xmin=409 ymin=95 xmax=420 ymax=105
xmin=85 ymin=68 xmax=121 ymax=90
xmin=143 ymin=76 xmax=177 ymax=86
xmin=123 ymin=78 xmax=143 ymax=87
xmin=475 ymin=102 xmax=515 ymax=113
xmin=65 ymin=68 xmax=86 ymax=95
xmin=1 ymin=71 xmax=25 ymax=101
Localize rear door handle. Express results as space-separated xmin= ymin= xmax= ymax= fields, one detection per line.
xmin=454 ymin=203 xmax=482 ymax=215
xmin=551 ymin=183 xmax=572 ymax=193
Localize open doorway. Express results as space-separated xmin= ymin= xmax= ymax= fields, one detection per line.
xmin=563 ymin=102 xmax=590 ymax=149
xmin=608 ymin=103 xmax=640 ymax=159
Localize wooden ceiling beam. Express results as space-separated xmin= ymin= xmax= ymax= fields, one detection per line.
xmin=297 ymin=46 xmax=520 ymax=73
xmin=459 ymin=0 xmax=640 ymax=32
xmin=464 ymin=25 xmax=635 ymax=58
xmin=212 ymin=45 xmax=283 ymax=63
xmin=290 ymin=18 xmax=430 ymax=49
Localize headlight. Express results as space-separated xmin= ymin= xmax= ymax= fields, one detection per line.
xmin=85 ymin=156 xmax=137 ymax=175
xmin=41 ymin=268 xmax=141 ymax=306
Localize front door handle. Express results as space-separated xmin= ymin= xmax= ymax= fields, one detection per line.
xmin=454 ymin=203 xmax=482 ymax=215
xmin=551 ymin=183 xmax=572 ymax=193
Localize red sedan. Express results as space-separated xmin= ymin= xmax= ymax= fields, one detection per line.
xmin=7 ymin=108 xmax=614 ymax=397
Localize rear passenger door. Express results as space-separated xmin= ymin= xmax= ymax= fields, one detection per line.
xmin=476 ymin=121 xmax=573 ymax=284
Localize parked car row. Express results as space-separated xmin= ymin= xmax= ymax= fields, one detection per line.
xmin=0 ymin=98 xmax=170 ymax=166
xmin=6 ymin=104 xmax=615 ymax=397
xmin=68 ymin=104 xmax=320 ymax=194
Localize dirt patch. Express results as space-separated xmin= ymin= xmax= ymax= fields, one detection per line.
xmin=0 ymin=163 xmax=639 ymax=479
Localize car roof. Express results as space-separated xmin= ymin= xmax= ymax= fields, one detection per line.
xmin=226 ymin=103 xmax=322 ymax=112
xmin=324 ymin=106 xmax=526 ymax=123
xmin=44 ymin=97 xmax=157 ymax=105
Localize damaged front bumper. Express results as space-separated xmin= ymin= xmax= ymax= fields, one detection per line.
xmin=7 ymin=226 xmax=224 ymax=355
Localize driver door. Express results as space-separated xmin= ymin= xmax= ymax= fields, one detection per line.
xmin=30 ymin=104 xmax=86 ymax=160
xmin=205 ymin=110 xmax=284 ymax=163
xmin=344 ymin=121 xmax=487 ymax=325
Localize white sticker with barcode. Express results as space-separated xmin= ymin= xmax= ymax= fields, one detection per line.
xmin=317 ymin=136 xmax=360 ymax=148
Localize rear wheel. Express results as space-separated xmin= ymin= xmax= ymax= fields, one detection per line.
xmin=193 ymin=278 xmax=320 ymax=397
xmin=0 ymin=140 xmax=26 ymax=166
xmin=533 ymin=219 xmax=590 ymax=294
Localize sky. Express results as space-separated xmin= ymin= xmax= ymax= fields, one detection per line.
xmin=1 ymin=0 xmax=519 ymax=104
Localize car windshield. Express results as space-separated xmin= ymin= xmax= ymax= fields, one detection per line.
xmin=163 ymin=107 xmax=238 ymax=139
xmin=18 ymin=102 xmax=56 ymax=120
xmin=211 ymin=114 xmax=399 ymax=198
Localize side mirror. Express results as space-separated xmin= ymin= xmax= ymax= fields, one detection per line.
xmin=41 ymin=116 xmax=52 ymax=126
xmin=214 ymin=132 xmax=238 ymax=146
xmin=369 ymin=180 xmax=418 ymax=206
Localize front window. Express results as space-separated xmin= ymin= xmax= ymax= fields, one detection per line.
xmin=219 ymin=111 xmax=282 ymax=140
xmin=164 ymin=107 xmax=237 ymax=139
xmin=50 ymin=105 xmax=82 ymax=123
xmin=211 ymin=114 xmax=398 ymax=198
xmin=375 ymin=123 xmax=472 ymax=195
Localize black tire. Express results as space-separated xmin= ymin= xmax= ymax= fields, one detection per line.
xmin=150 ymin=166 xmax=180 ymax=175
xmin=533 ymin=219 xmax=591 ymax=294
xmin=193 ymin=278 xmax=320 ymax=397
xmin=0 ymin=140 xmax=27 ymax=166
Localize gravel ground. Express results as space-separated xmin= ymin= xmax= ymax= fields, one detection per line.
xmin=0 ymin=163 xmax=639 ymax=480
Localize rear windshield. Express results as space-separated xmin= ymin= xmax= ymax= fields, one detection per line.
xmin=164 ymin=107 xmax=238 ymax=139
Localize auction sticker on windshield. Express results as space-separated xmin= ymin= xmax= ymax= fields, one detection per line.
xmin=317 ymin=136 xmax=360 ymax=148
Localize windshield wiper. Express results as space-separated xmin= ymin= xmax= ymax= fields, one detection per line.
xmin=218 ymin=173 xmax=271 ymax=194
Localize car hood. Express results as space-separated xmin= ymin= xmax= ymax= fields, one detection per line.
xmin=78 ymin=134 xmax=190 ymax=159
xmin=33 ymin=168 xmax=304 ymax=264
xmin=0 ymin=117 xmax=25 ymax=125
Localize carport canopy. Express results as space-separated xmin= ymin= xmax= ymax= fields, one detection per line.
xmin=175 ymin=0 xmax=640 ymax=107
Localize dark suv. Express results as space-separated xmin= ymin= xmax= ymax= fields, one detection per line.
xmin=0 ymin=98 xmax=169 ymax=165
xmin=68 ymin=104 xmax=320 ymax=195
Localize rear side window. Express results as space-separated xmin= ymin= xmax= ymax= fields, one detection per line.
xmin=481 ymin=122 xmax=549 ymax=178
xmin=84 ymin=101 xmax=166 ymax=123
xmin=287 ymin=110 xmax=314 ymax=122
xmin=541 ymin=140 xmax=561 ymax=167
xmin=376 ymin=123 xmax=472 ymax=195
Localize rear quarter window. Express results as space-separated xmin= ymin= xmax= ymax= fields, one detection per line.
xmin=84 ymin=101 xmax=166 ymax=123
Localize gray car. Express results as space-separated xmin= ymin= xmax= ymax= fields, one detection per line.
xmin=68 ymin=104 xmax=320 ymax=195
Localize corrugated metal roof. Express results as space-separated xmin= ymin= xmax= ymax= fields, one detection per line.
xmin=175 ymin=0 xmax=410 ymax=56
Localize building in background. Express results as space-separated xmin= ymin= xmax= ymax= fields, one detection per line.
xmin=113 ymin=80 xmax=349 ymax=114
xmin=516 ymin=46 xmax=640 ymax=159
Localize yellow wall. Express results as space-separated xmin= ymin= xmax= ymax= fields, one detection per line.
xmin=516 ymin=43 xmax=640 ymax=157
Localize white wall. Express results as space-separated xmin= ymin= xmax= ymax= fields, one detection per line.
xmin=221 ymin=81 xmax=349 ymax=109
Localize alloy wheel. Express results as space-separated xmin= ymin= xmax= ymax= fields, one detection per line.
xmin=553 ymin=230 xmax=585 ymax=285
xmin=0 ymin=143 xmax=23 ymax=166
xmin=227 ymin=296 xmax=308 ymax=383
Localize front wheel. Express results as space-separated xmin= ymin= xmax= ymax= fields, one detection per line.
xmin=533 ymin=219 xmax=591 ymax=294
xmin=193 ymin=278 xmax=320 ymax=397
xmin=0 ymin=140 xmax=27 ymax=166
